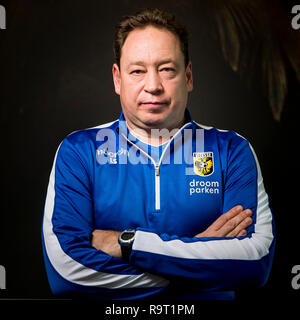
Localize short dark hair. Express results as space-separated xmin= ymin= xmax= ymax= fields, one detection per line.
xmin=114 ymin=8 xmax=189 ymax=68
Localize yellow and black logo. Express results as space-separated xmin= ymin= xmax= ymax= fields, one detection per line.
xmin=193 ymin=152 xmax=214 ymax=177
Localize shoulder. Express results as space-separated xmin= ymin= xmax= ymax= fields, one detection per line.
xmin=192 ymin=121 xmax=257 ymax=168
xmin=192 ymin=120 xmax=249 ymax=146
xmin=63 ymin=119 xmax=119 ymax=147
xmin=55 ymin=119 xmax=119 ymax=163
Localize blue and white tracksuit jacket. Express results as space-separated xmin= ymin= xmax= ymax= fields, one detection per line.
xmin=42 ymin=110 xmax=275 ymax=300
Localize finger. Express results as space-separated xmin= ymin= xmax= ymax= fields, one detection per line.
xmin=227 ymin=216 xmax=253 ymax=237
xmin=236 ymin=229 xmax=247 ymax=237
xmin=216 ymin=209 xmax=252 ymax=237
xmin=212 ymin=205 xmax=244 ymax=231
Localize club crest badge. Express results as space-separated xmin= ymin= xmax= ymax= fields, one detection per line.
xmin=193 ymin=152 xmax=214 ymax=176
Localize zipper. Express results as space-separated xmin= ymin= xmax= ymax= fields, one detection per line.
xmin=154 ymin=164 xmax=160 ymax=210
xmin=121 ymin=121 xmax=192 ymax=211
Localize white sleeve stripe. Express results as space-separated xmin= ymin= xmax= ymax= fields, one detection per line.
xmin=133 ymin=231 xmax=270 ymax=260
xmin=43 ymin=145 xmax=169 ymax=289
xmin=133 ymin=144 xmax=274 ymax=261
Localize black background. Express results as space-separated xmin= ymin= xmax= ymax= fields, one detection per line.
xmin=0 ymin=0 xmax=299 ymax=311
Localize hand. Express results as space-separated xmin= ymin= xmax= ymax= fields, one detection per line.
xmin=91 ymin=230 xmax=122 ymax=258
xmin=195 ymin=205 xmax=253 ymax=238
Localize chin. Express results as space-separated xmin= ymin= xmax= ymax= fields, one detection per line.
xmin=138 ymin=109 xmax=167 ymax=125
xmin=140 ymin=116 xmax=167 ymax=129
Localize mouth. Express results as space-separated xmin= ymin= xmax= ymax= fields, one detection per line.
xmin=139 ymin=100 xmax=170 ymax=107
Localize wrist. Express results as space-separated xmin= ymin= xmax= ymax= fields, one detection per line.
xmin=118 ymin=229 xmax=136 ymax=261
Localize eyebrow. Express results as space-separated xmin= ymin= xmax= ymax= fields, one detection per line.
xmin=127 ymin=59 xmax=177 ymax=68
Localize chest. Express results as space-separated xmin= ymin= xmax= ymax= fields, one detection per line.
xmin=92 ymin=156 xmax=224 ymax=237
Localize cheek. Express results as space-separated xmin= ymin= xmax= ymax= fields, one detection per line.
xmin=165 ymin=79 xmax=188 ymax=103
xmin=120 ymin=82 xmax=139 ymax=104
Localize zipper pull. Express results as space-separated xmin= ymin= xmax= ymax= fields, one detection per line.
xmin=155 ymin=164 xmax=160 ymax=176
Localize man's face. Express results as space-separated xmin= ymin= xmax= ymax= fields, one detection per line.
xmin=112 ymin=26 xmax=193 ymax=131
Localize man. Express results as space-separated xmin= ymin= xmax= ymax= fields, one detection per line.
xmin=42 ymin=8 xmax=275 ymax=300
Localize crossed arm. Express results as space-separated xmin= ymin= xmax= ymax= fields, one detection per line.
xmin=43 ymin=134 xmax=275 ymax=295
xmin=91 ymin=205 xmax=253 ymax=259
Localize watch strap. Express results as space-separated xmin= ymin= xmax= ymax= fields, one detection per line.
xmin=120 ymin=245 xmax=132 ymax=262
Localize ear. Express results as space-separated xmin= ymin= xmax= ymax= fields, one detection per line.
xmin=185 ymin=61 xmax=193 ymax=92
xmin=112 ymin=63 xmax=121 ymax=95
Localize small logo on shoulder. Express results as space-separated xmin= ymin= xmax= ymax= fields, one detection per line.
xmin=193 ymin=152 xmax=214 ymax=176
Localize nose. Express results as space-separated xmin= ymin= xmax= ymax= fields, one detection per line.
xmin=144 ymin=70 xmax=163 ymax=95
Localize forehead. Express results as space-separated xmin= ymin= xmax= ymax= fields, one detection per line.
xmin=121 ymin=26 xmax=183 ymax=65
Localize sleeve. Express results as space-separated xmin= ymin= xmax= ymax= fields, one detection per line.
xmin=129 ymin=135 xmax=275 ymax=290
xmin=42 ymin=136 xmax=169 ymax=298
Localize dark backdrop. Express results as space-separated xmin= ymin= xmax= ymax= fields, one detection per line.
xmin=0 ymin=0 xmax=299 ymax=307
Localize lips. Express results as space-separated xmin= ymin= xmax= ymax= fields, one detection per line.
xmin=139 ymin=100 xmax=169 ymax=105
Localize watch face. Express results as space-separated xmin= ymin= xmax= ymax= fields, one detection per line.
xmin=121 ymin=232 xmax=134 ymax=241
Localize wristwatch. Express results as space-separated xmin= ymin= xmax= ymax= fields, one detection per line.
xmin=118 ymin=229 xmax=136 ymax=261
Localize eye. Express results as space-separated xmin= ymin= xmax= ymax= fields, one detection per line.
xmin=160 ymin=67 xmax=175 ymax=72
xmin=131 ymin=70 xmax=144 ymax=75
xmin=159 ymin=67 xmax=177 ymax=78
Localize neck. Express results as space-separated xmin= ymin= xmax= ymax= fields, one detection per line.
xmin=126 ymin=117 xmax=186 ymax=146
